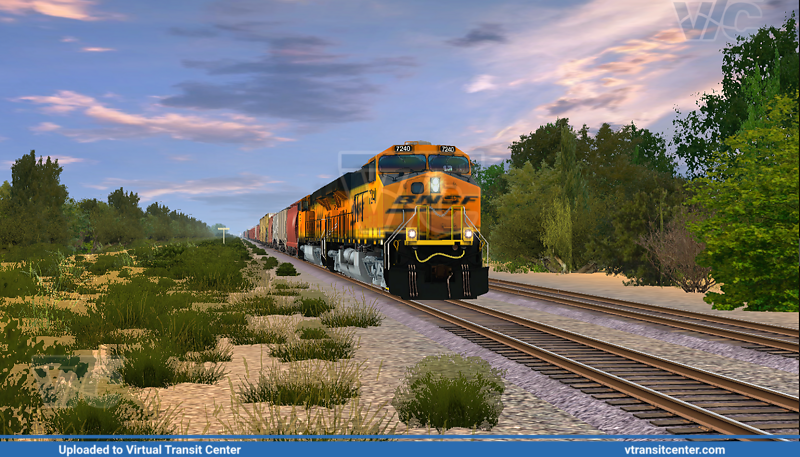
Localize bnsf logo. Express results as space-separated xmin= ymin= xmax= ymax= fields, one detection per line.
xmin=393 ymin=195 xmax=478 ymax=204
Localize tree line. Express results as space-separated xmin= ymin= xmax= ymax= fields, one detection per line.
xmin=472 ymin=13 xmax=798 ymax=312
xmin=0 ymin=152 xmax=219 ymax=255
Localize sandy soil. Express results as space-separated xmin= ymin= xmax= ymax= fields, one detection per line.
xmin=488 ymin=269 xmax=799 ymax=329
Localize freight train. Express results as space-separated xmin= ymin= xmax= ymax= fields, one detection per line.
xmin=250 ymin=141 xmax=488 ymax=300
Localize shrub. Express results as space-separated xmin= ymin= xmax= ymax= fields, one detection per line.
xmin=154 ymin=310 xmax=218 ymax=357
xmin=297 ymin=327 xmax=328 ymax=340
xmin=294 ymin=297 xmax=334 ymax=318
xmin=0 ymin=267 xmax=38 ymax=298
xmin=319 ymin=301 xmax=384 ymax=328
xmin=276 ymin=263 xmax=299 ymax=276
xmin=234 ymin=295 xmax=294 ymax=316
xmin=42 ymin=393 xmax=174 ymax=436
xmin=93 ymin=277 xmax=175 ymax=329
xmin=117 ymin=341 xmax=176 ymax=388
xmin=270 ymin=329 xmax=356 ymax=362
xmin=263 ymin=257 xmax=279 ymax=269
xmin=118 ymin=269 xmax=130 ymax=279
xmin=391 ymin=354 xmax=506 ymax=434
xmin=238 ymin=359 xmax=361 ymax=408
xmin=87 ymin=254 xmax=128 ymax=276
xmin=0 ymin=315 xmax=67 ymax=434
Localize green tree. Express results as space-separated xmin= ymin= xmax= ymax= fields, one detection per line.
xmin=62 ymin=197 xmax=91 ymax=252
xmin=470 ymin=159 xmax=510 ymax=240
xmin=688 ymin=91 xmax=798 ymax=312
xmin=508 ymin=118 xmax=571 ymax=171
xmin=145 ymin=202 xmax=173 ymax=241
xmin=3 ymin=151 xmax=69 ymax=246
xmin=107 ymin=187 xmax=144 ymax=243
xmin=541 ymin=126 xmax=591 ymax=271
xmin=672 ymin=12 xmax=798 ymax=178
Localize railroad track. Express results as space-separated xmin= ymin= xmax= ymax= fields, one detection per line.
xmin=488 ymin=278 xmax=799 ymax=359
xmin=254 ymin=242 xmax=800 ymax=440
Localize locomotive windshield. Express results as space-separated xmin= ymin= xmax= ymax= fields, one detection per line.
xmin=429 ymin=155 xmax=470 ymax=174
xmin=378 ymin=154 xmax=427 ymax=173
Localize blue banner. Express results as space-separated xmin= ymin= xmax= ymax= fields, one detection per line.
xmin=0 ymin=439 xmax=798 ymax=457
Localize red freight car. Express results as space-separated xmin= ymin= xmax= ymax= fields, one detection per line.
xmin=286 ymin=200 xmax=300 ymax=256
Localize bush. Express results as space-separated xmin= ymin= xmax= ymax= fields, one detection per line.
xmin=154 ymin=309 xmax=219 ymax=357
xmin=117 ymin=341 xmax=177 ymax=388
xmin=238 ymin=359 xmax=360 ymax=408
xmin=87 ymin=254 xmax=129 ymax=276
xmin=263 ymin=257 xmax=279 ymax=269
xmin=276 ymin=262 xmax=298 ymax=276
xmin=293 ymin=297 xmax=335 ymax=318
xmin=391 ymin=354 xmax=506 ymax=433
xmin=1 ymin=315 xmax=68 ymax=434
xmin=319 ymin=301 xmax=384 ymax=328
xmin=270 ymin=329 xmax=356 ymax=362
xmin=42 ymin=393 xmax=174 ymax=436
xmin=0 ymin=267 xmax=38 ymax=298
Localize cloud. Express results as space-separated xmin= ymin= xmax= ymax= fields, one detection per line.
xmin=447 ymin=23 xmax=508 ymax=47
xmin=0 ymin=0 xmax=119 ymax=21
xmin=86 ymin=173 xmax=286 ymax=201
xmin=0 ymin=135 xmax=7 ymax=141
xmin=160 ymin=32 xmax=416 ymax=123
xmin=81 ymin=47 xmax=114 ymax=52
xmin=453 ymin=0 xmax=719 ymax=159
xmin=169 ymin=155 xmax=192 ymax=162
xmin=30 ymin=121 xmax=62 ymax=132
xmin=14 ymin=90 xmax=293 ymax=147
xmin=42 ymin=155 xmax=86 ymax=165
xmin=544 ymin=87 xmax=633 ymax=115
xmin=464 ymin=75 xmax=497 ymax=93
xmin=61 ymin=36 xmax=78 ymax=42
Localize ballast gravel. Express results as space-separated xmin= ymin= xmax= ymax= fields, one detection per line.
xmin=284 ymin=255 xmax=670 ymax=438
xmin=484 ymin=291 xmax=799 ymax=374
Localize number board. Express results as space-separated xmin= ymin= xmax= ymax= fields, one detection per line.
xmin=439 ymin=145 xmax=456 ymax=153
xmin=394 ymin=145 xmax=414 ymax=152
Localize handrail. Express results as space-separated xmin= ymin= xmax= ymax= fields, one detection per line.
xmin=463 ymin=211 xmax=489 ymax=264
xmin=384 ymin=206 xmax=420 ymax=271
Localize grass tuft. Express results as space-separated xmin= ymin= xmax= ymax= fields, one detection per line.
xmin=238 ymin=359 xmax=361 ymax=408
xmin=391 ymin=353 xmax=506 ymax=434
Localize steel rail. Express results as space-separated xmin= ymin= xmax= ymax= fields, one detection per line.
xmin=489 ymin=278 xmax=799 ymax=338
xmin=398 ymin=299 xmax=788 ymax=440
xmin=488 ymin=280 xmax=798 ymax=352
xmin=448 ymin=298 xmax=798 ymax=412
xmin=254 ymin=241 xmax=798 ymax=438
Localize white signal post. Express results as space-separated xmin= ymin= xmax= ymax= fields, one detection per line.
xmin=218 ymin=227 xmax=230 ymax=244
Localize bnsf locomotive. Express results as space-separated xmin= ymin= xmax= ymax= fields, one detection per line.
xmin=253 ymin=141 xmax=488 ymax=300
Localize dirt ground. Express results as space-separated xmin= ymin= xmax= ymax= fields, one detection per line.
xmin=488 ymin=269 xmax=799 ymax=329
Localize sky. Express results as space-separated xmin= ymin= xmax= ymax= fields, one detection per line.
xmin=0 ymin=0 xmax=796 ymax=235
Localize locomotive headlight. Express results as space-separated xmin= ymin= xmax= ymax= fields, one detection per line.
xmin=464 ymin=228 xmax=473 ymax=239
xmin=407 ymin=228 xmax=417 ymax=239
xmin=430 ymin=177 xmax=441 ymax=193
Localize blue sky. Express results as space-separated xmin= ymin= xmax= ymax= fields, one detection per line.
xmin=0 ymin=0 xmax=795 ymax=235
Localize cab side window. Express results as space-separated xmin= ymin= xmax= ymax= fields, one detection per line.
xmin=367 ymin=160 xmax=376 ymax=183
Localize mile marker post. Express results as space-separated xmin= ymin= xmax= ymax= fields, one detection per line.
xmin=218 ymin=227 xmax=229 ymax=244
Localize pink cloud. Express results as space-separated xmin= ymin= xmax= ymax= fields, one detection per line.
xmin=88 ymin=174 xmax=285 ymax=200
xmin=30 ymin=121 xmax=62 ymax=132
xmin=0 ymin=0 xmax=117 ymax=21
xmin=81 ymin=47 xmax=115 ymax=52
xmin=14 ymin=90 xmax=292 ymax=148
xmin=61 ymin=36 xmax=78 ymax=42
